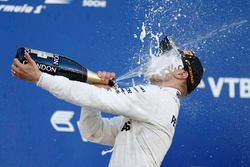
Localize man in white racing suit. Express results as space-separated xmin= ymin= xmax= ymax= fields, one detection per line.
xmin=78 ymin=71 xmax=181 ymax=167
xmin=11 ymin=37 xmax=203 ymax=167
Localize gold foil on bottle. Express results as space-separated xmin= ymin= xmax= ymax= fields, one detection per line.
xmin=86 ymin=70 xmax=108 ymax=85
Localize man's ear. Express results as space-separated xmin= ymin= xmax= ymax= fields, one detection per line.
xmin=175 ymin=70 xmax=188 ymax=80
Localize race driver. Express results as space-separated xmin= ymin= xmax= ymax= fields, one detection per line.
xmin=11 ymin=36 xmax=203 ymax=167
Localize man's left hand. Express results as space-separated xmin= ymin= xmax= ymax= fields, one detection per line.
xmin=11 ymin=53 xmax=41 ymax=83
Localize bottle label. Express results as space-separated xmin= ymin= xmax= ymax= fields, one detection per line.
xmin=30 ymin=49 xmax=54 ymax=59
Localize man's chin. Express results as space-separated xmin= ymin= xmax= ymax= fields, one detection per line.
xmin=147 ymin=76 xmax=164 ymax=83
xmin=145 ymin=74 xmax=172 ymax=84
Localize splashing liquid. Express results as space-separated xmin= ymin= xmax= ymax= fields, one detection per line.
xmin=117 ymin=0 xmax=247 ymax=87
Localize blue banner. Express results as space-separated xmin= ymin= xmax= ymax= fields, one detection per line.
xmin=1 ymin=0 xmax=249 ymax=166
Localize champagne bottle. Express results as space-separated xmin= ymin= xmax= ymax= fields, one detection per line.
xmin=15 ymin=47 xmax=115 ymax=86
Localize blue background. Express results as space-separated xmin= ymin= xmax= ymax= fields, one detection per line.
xmin=0 ymin=0 xmax=249 ymax=166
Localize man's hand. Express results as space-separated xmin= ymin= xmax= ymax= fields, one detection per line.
xmin=95 ymin=71 xmax=116 ymax=88
xmin=11 ymin=53 xmax=41 ymax=83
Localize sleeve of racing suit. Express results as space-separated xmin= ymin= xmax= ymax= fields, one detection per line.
xmin=78 ymin=107 xmax=124 ymax=146
xmin=37 ymin=73 xmax=152 ymax=122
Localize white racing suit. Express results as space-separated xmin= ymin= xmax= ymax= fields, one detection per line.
xmin=37 ymin=73 xmax=181 ymax=167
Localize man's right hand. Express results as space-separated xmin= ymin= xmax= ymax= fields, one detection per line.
xmin=95 ymin=71 xmax=116 ymax=88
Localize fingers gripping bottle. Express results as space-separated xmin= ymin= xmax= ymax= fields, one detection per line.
xmin=16 ymin=47 xmax=115 ymax=86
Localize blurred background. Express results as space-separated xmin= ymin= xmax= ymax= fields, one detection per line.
xmin=0 ymin=0 xmax=249 ymax=166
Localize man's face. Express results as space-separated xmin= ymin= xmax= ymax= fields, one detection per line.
xmin=144 ymin=49 xmax=184 ymax=81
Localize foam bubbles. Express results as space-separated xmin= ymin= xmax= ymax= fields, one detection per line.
xmin=140 ymin=22 xmax=146 ymax=43
xmin=118 ymin=0 xmax=248 ymax=86
xmin=144 ymin=49 xmax=184 ymax=80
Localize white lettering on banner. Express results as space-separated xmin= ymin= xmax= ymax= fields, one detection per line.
xmin=208 ymin=77 xmax=224 ymax=98
xmin=207 ymin=77 xmax=250 ymax=98
xmin=82 ymin=0 xmax=107 ymax=8
xmin=50 ymin=111 xmax=88 ymax=142
xmin=224 ymin=78 xmax=239 ymax=98
xmin=33 ymin=5 xmax=46 ymax=14
xmin=0 ymin=4 xmax=32 ymax=13
xmin=50 ymin=111 xmax=75 ymax=132
xmin=0 ymin=4 xmax=46 ymax=14
xmin=240 ymin=78 xmax=250 ymax=98
xmin=0 ymin=0 xmax=107 ymax=14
